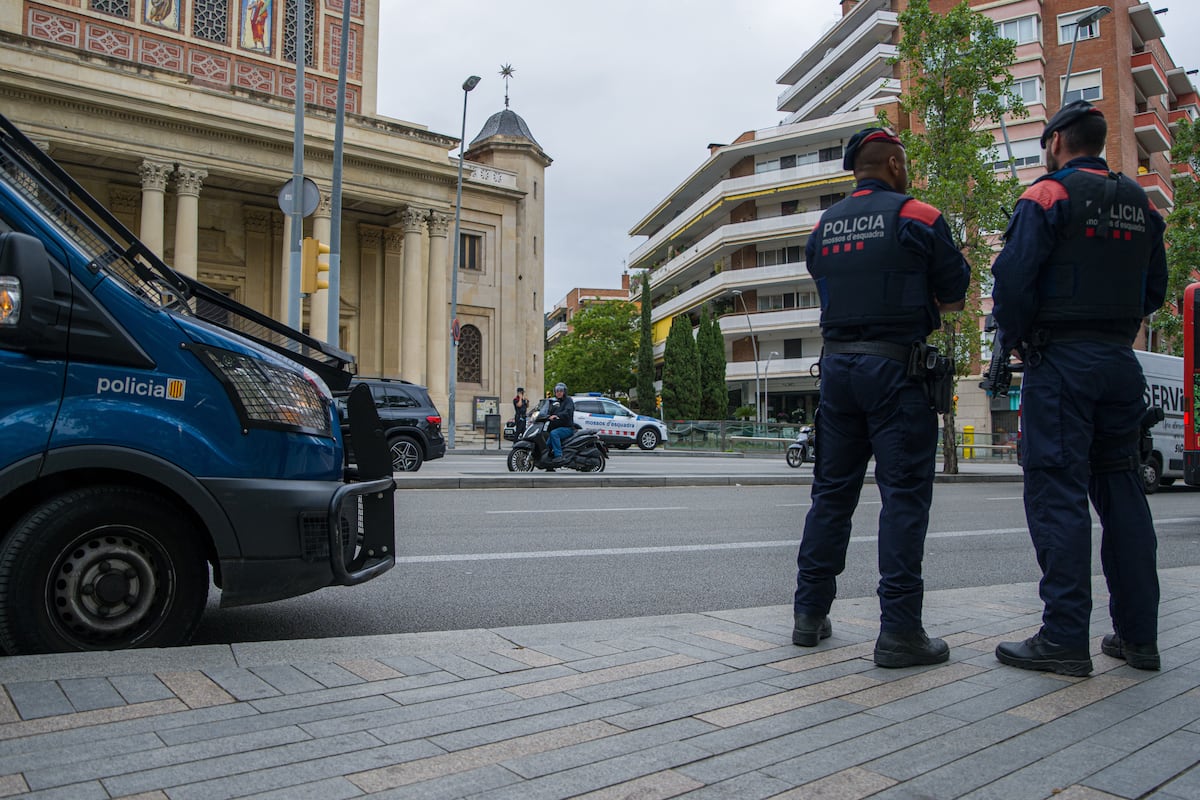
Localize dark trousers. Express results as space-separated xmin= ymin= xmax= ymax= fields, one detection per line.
xmin=1019 ymin=342 xmax=1159 ymax=648
xmin=794 ymin=354 xmax=937 ymax=633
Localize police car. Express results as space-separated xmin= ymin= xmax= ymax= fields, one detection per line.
xmin=571 ymin=394 xmax=668 ymax=450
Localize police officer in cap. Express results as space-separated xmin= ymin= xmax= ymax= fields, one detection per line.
xmin=792 ymin=127 xmax=969 ymax=667
xmin=991 ymin=101 xmax=1167 ymax=676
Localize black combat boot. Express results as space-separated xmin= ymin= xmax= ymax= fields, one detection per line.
xmin=1101 ymin=633 xmax=1160 ymax=671
xmin=874 ymin=629 xmax=950 ymax=668
xmin=995 ymin=632 xmax=1092 ymax=676
xmin=792 ymin=614 xmax=832 ymax=647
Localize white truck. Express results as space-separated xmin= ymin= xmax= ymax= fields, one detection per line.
xmin=1137 ymin=351 xmax=1185 ymax=494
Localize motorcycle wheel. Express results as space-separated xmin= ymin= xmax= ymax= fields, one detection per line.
xmin=583 ymin=453 xmax=606 ymax=473
xmin=786 ymin=448 xmax=803 ymax=468
xmin=507 ymin=448 xmax=535 ymax=472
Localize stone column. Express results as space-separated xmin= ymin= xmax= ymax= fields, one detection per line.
xmin=172 ymin=166 xmax=207 ymax=278
xmin=138 ymin=160 xmax=172 ymax=257
xmin=399 ymin=206 xmax=427 ymax=384
xmin=358 ymin=227 xmax=383 ymax=376
xmin=382 ymin=229 xmax=405 ymax=376
xmin=309 ymin=192 xmax=332 ymax=341
xmin=243 ymin=209 xmax=273 ymax=314
xmin=425 ymin=210 xmax=451 ymax=412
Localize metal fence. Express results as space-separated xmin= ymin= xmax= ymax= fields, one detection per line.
xmin=663 ymin=420 xmax=1018 ymax=461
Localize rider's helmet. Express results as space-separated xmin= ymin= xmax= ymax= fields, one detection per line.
xmin=554 ymin=382 xmax=567 ymax=394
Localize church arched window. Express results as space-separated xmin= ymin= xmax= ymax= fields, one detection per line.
xmin=458 ymin=324 xmax=482 ymax=384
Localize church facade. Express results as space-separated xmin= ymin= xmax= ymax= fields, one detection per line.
xmin=0 ymin=0 xmax=549 ymax=432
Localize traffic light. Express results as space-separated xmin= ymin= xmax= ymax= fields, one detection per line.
xmin=301 ymin=236 xmax=330 ymax=294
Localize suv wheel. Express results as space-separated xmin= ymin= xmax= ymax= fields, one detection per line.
xmin=389 ymin=436 xmax=424 ymax=472
xmin=636 ymin=427 xmax=661 ymax=451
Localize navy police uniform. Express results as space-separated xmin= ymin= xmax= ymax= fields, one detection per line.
xmin=794 ymin=129 xmax=970 ymax=640
xmin=991 ymin=102 xmax=1167 ymax=666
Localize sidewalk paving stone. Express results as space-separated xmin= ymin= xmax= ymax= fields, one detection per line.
xmin=0 ymin=566 xmax=1197 ymax=798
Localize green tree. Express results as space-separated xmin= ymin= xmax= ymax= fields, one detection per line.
xmin=697 ymin=306 xmax=727 ymax=419
xmin=543 ymin=299 xmax=638 ymax=397
xmin=660 ymin=314 xmax=700 ymax=420
xmin=636 ymin=271 xmax=658 ymax=413
xmin=890 ymin=0 xmax=1024 ymax=474
xmin=1153 ymin=117 xmax=1200 ymax=354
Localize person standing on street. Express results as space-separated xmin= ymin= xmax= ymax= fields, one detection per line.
xmin=512 ymin=387 xmax=529 ymax=438
xmin=792 ymin=127 xmax=969 ymax=668
xmin=546 ymin=382 xmax=575 ymax=465
xmin=991 ymin=101 xmax=1167 ymax=676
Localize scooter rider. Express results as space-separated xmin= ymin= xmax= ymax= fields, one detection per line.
xmin=547 ymin=382 xmax=575 ymax=466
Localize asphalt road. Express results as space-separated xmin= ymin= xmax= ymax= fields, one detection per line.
xmin=191 ymin=478 xmax=1200 ymax=645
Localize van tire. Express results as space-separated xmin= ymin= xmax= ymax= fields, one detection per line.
xmin=388 ymin=436 xmax=423 ymax=472
xmin=1141 ymin=455 xmax=1162 ymax=495
xmin=0 ymin=486 xmax=209 ymax=655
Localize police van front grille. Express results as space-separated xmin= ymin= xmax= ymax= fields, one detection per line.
xmin=300 ymin=502 xmax=358 ymax=562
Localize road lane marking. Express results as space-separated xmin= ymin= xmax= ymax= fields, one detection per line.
xmin=486 ymin=507 xmax=688 ymax=514
xmin=400 ymin=519 xmax=1200 ymax=564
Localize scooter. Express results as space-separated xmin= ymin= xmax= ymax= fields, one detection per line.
xmin=507 ymin=398 xmax=608 ymax=472
xmin=786 ymin=425 xmax=815 ymax=468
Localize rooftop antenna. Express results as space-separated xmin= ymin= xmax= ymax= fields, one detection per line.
xmin=500 ymin=64 xmax=515 ymax=108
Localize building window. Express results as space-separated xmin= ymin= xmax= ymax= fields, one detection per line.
xmin=284 ymin=0 xmax=316 ymax=66
xmin=459 ymin=233 xmax=482 ymax=271
xmin=1060 ymin=69 xmax=1102 ymax=104
xmin=819 ymin=192 xmax=845 ymax=210
xmin=819 ymin=146 xmax=843 ymax=163
xmin=90 ymin=0 xmax=130 ymax=17
xmin=757 ymin=245 xmax=802 ymax=267
xmin=781 ymin=200 xmax=799 ymax=216
xmin=193 ymin=0 xmax=229 ymax=44
xmin=1003 ymin=76 xmax=1042 ymax=107
xmin=458 ymin=324 xmax=482 ymax=383
xmin=995 ymin=15 xmax=1038 ymax=45
xmin=1059 ymin=12 xmax=1103 ymax=45
xmin=987 ymin=138 xmax=1042 ymax=171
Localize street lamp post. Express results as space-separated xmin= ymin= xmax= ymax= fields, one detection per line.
xmin=731 ymin=290 xmax=760 ymax=423
xmin=448 ymin=74 xmax=481 ymax=450
xmin=1062 ymin=6 xmax=1111 ymax=107
xmin=765 ymin=351 xmax=779 ymax=424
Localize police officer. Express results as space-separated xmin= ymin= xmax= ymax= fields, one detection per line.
xmin=992 ymin=101 xmax=1167 ymax=676
xmin=792 ymin=127 xmax=969 ymax=668
xmin=513 ymin=387 xmax=529 ymax=437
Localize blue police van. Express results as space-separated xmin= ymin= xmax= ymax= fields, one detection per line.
xmin=0 ymin=114 xmax=396 ymax=655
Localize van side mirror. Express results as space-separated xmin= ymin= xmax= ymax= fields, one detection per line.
xmin=0 ymin=232 xmax=57 ymax=349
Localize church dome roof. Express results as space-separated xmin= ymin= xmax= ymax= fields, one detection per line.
xmin=470 ymin=108 xmax=540 ymax=148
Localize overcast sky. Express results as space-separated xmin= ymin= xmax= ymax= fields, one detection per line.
xmin=375 ymin=1 xmax=1200 ymax=312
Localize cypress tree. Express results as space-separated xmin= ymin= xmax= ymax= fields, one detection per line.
xmin=697 ymin=307 xmax=727 ymax=419
xmin=661 ymin=315 xmax=700 ymax=420
xmin=636 ymin=272 xmax=657 ymax=413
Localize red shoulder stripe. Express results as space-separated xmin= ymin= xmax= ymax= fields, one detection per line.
xmin=1018 ymin=180 xmax=1068 ymax=210
xmin=899 ymin=199 xmax=941 ymax=226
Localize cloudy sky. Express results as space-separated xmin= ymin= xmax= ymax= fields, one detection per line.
xmin=375 ymin=1 xmax=1200 ymax=312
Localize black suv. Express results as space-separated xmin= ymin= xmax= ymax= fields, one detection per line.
xmin=337 ymin=378 xmax=446 ymax=472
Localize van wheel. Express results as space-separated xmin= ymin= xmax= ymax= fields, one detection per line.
xmin=389 ymin=436 xmax=423 ymax=472
xmin=1141 ymin=455 xmax=1161 ymax=495
xmin=637 ymin=427 xmax=661 ymax=450
xmin=0 ymin=487 xmax=208 ymax=655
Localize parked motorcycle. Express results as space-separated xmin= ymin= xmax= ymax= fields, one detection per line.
xmin=786 ymin=425 xmax=815 ymax=468
xmin=507 ymin=398 xmax=608 ymax=472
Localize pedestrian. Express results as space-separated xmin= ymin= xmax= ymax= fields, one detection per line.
xmin=512 ymin=387 xmax=529 ymax=438
xmin=792 ymin=126 xmax=969 ymax=668
xmin=991 ymin=101 xmax=1167 ymax=676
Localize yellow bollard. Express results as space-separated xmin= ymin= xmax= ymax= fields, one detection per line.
xmin=963 ymin=425 xmax=974 ymax=459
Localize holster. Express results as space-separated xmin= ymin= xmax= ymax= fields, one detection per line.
xmin=911 ymin=344 xmax=953 ymax=414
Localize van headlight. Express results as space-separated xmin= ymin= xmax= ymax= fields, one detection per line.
xmin=191 ymin=345 xmax=332 ymax=436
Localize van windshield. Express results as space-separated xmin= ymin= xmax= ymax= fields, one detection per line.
xmin=0 ymin=131 xmax=188 ymax=312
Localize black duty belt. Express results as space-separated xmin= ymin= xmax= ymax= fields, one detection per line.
xmin=822 ymin=340 xmax=914 ymax=362
xmin=1036 ymin=328 xmax=1132 ymax=347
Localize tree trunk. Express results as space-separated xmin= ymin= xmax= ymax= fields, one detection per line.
xmin=941 ymin=411 xmax=958 ymax=474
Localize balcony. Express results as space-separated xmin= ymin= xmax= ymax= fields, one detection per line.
xmin=1137 ymin=171 xmax=1173 ymax=210
xmin=727 ymin=356 xmax=823 ymax=387
xmin=1128 ymin=3 xmax=1166 ymax=46
xmin=788 ymin=44 xmax=899 ymax=123
xmin=650 ymin=264 xmax=812 ymax=325
xmin=1169 ymin=108 xmax=1197 ymax=131
xmin=777 ymin=7 xmax=899 ymax=113
xmin=647 ymin=211 xmax=824 ymax=295
xmin=1131 ymin=51 xmax=1169 ymax=99
xmin=1134 ymin=110 xmax=1171 ymax=154
xmin=628 ymin=159 xmax=846 ymax=268
xmin=545 ymin=320 xmax=568 ymax=343
xmin=720 ymin=307 xmax=823 ymax=339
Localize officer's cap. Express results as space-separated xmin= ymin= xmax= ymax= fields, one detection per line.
xmin=1040 ymin=100 xmax=1105 ymax=148
xmin=517 ymin=387 xmax=525 ymax=392
xmin=842 ymin=126 xmax=903 ymax=171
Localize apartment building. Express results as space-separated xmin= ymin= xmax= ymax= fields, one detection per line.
xmin=545 ymin=272 xmax=632 ymax=347
xmin=627 ymin=0 xmax=1195 ymax=435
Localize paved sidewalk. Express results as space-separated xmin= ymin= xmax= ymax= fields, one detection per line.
xmin=1 ymin=568 xmax=1197 ymax=799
